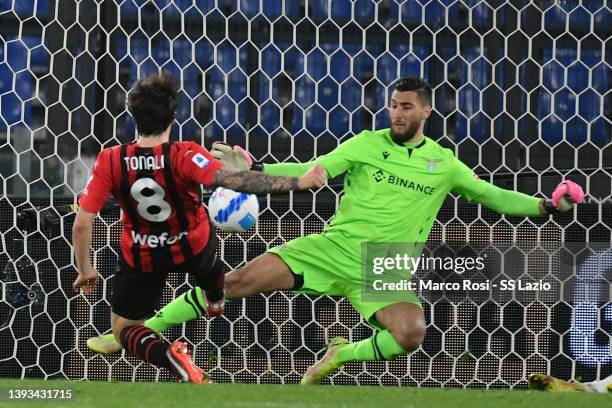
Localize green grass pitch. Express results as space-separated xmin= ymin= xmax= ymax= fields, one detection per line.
xmin=0 ymin=379 xmax=609 ymax=408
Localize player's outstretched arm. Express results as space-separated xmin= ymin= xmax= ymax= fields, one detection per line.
xmin=212 ymin=164 xmax=327 ymax=194
xmin=71 ymin=208 xmax=99 ymax=294
xmin=474 ymin=180 xmax=585 ymax=217
xmin=211 ymin=141 xmax=354 ymax=178
xmin=211 ymin=142 xmax=314 ymax=175
xmin=451 ymin=156 xmax=585 ymax=217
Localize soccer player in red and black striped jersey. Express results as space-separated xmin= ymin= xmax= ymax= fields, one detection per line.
xmin=72 ymin=72 xmax=326 ymax=383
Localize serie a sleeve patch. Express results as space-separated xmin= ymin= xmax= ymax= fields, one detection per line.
xmin=192 ymin=152 xmax=210 ymax=168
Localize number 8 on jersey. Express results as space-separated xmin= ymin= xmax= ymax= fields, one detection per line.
xmin=130 ymin=178 xmax=172 ymax=222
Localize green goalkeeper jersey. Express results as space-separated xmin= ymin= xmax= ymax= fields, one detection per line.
xmin=264 ymin=128 xmax=542 ymax=250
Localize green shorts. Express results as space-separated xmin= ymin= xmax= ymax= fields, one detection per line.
xmin=267 ymin=233 xmax=422 ymax=330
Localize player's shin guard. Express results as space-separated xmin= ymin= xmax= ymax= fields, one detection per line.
xmin=145 ymin=287 xmax=208 ymax=333
xmin=119 ymin=325 xmax=171 ymax=370
xmin=336 ymin=330 xmax=407 ymax=364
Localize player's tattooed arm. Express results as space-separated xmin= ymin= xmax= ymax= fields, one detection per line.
xmin=213 ymin=168 xmax=298 ymax=193
xmin=212 ymin=165 xmax=326 ymax=193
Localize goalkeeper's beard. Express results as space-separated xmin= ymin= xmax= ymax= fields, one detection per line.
xmin=391 ymin=120 xmax=421 ymax=144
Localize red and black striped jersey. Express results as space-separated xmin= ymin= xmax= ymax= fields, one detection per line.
xmin=79 ymin=141 xmax=224 ymax=273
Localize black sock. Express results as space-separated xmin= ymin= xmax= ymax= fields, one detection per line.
xmin=119 ymin=325 xmax=171 ymax=370
xmin=204 ymin=274 xmax=224 ymax=303
xmin=198 ymin=261 xmax=225 ymax=303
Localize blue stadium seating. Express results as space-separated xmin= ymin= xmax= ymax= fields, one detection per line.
xmin=29 ymin=46 xmax=47 ymax=68
xmin=593 ymin=5 xmax=612 ymax=27
xmin=544 ymin=1 xmax=591 ymax=32
xmin=198 ymin=43 xmax=249 ymax=137
xmin=353 ymin=0 xmax=376 ymax=24
xmin=470 ymin=2 xmax=492 ymax=31
xmin=14 ymin=71 xmax=33 ymax=101
xmin=538 ymin=57 xmax=564 ymax=144
xmin=5 ymin=39 xmax=27 ymax=72
xmin=170 ymin=0 xmax=209 ymax=14
xmin=0 ymin=92 xmax=21 ymax=130
xmin=258 ymin=42 xmax=382 ymax=138
xmin=544 ymin=4 xmax=567 ymax=29
xmin=0 ymin=60 xmax=9 ymax=93
xmin=117 ymin=40 xmax=136 ymax=137
xmin=119 ymin=0 xmax=144 ymax=15
xmin=331 ymin=45 xmax=361 ymax=136
xmin=237 ymin=0 xmax=259 ymax=18
xmin=397 ymin=0 xmax=422 ymax=27
xmin=118 ymin=0 xmax=137 ymax=15
xmin=391 ymin=0 xmax=460 ymax=28
xmin=461 ymin=48 xmax=489 ymax=142
xmin=429 ymin=45 xmax=498 ymax=142
xmin=387 ymin=0 xmax=459 ymax=31
xmin=152 ymin=37 xmax=171 ymax=66
xmin=231 ymin=49 xmax=249 ymax=131
xmin=584 ymin=56 xmax=609 ymax=146
xmin=142 ymin=0 xmax=302 ymax=18
xmin=373 ymin=45 xmax=401 ymax=130
xmin=264 ymin=0 xmax=300 ymax=20
xmin=118 ymin=0 xmax=208 ymax=15
xmin=286 ymin=48 xmax=310 ymax=135
xmin=569 ymin=6 xmax=592 ymax=32
xmin=539 ymin=48 xmax=607 ymax=145
xmin=196 ymin=0 xmax=216 ymax=14
xmin=170 ymin=40 xmax=198 ymax=136
xmin=298 ymin=43 xmax=376 ymax=137
xmin=0 ymin=0 xmax=48 ymax=14
xmin=302 ymin=0 xmax=347 ymax=24
xmin=0 ymin=36 xmax=41 ymax=131
xmin=423 ymin=0 xmax=446 ymax=32
xmin=309 ymin=0 xmax=365 ymax=25
xmin=0 ymin=55 xmax=14 ymax=131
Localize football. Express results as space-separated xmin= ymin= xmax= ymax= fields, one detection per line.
xmin=207 ymin=187 xmax=259 ymax=232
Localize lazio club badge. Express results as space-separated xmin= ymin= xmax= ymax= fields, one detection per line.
xmin=426 ymin=159 xmax=441 ymax=172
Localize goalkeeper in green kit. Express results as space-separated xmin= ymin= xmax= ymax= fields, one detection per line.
xmin=87 ymin=76 xmax=585 ymax=384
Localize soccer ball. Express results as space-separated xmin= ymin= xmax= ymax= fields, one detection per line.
xmin=207 ymin=187 xmax=259 ymax=232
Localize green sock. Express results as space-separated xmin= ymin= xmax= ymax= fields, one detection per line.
xmin=144 ymin=287 xmax=207 ymax=333
xmin=335 ymin=330 xmax=407 ymax=364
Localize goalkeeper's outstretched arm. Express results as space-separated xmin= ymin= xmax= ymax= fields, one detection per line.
xmin=211 ymin=141 xmax=327 ymax=177
xmin=212 ymin=143 xmax=324 ymax=177
xmin=210 ymin=133 xmax=363 ymax=178
xmin=451 ymin=156 xmax=585 ymax=217
xmin=472 ymin=183 xmax=545 ymax=216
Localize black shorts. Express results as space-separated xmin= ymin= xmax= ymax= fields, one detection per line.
xmin=111 ymin=232 xmax=223 ymax=320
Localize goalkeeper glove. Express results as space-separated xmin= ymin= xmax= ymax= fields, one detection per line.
xmin=543 ymin=180 xmax=585 ymax=214
xmin=210 ymin=142 xmax=253 ymax=172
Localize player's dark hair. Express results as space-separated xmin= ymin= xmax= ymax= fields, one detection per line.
xmin=393 ymin=76 xmax=432 ymax=106
xmin=127 ymin=71 xmax=178 ymax=136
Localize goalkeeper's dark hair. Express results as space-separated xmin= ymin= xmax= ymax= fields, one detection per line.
xmin=127 ymin=71 xmax=178 ymax=136
xmin=393 ymin=76 xmax=432 ymax=107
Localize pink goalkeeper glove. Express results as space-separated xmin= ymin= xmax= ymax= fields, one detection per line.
xmin=211 ymin=142 xmax=253 ymax=172
xmin=551 ymin=180 xmax=585 ymax=211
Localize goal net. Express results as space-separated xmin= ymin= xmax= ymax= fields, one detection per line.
xmin=0 ymin=0 xmax=610 ymax=387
